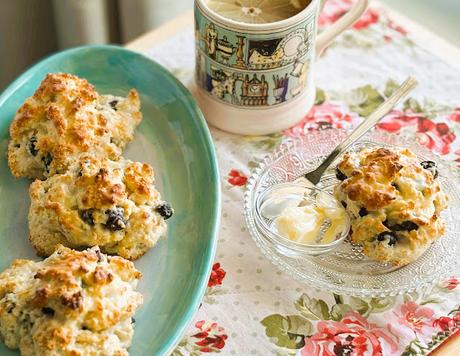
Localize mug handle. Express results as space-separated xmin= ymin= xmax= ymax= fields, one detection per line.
xmin=316 ymin=0 xmax=369 ymax=56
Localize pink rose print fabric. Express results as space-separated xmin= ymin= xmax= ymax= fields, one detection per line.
xmin=226 ymin=169 xmax=248 ymax=187
xmin=387 ymin=301 xmax=437 ymax=344
xmin=208 ymin=263 xmax=226 ymax=288
xmin=318 ymin=0 xmax=410 ymax=46
xmin=191 ymin=321 xmax=228 ymax=353
xmin=442 ymin=277 xmax=460 ymax=291
xmin=284 ymin=102 xmax=361 ymax=137
xmin=302 ymin=312 xmax=398 ymax=356
xmin=377 ymin=110 xmax=457 ymax=155
xmin=449 ymin=107 xmax=460 ymax=123
xmin=319 ymin=0 xmax=379 ymax=31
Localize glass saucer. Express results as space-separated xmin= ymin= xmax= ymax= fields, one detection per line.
xmin=254 ymin=182 xmax=350 ymax=257
xmin=244 ymin=129 xmax=460 ymax=297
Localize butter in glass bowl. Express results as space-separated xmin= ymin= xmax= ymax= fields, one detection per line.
xmin=254 ymin=183 xmax=350 ymax=257
xmin=275 ymin=191 xmax=348 ymax=245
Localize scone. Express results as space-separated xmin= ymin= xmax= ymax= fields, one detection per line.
xmin=334 ymin=147 xmax=448 ymax=266
xmin=0 ymin=245 xmax=143 ymax=356
xmin=8 ymin=73 xmax=142 ymax=179
xmin=29 ymin=154 xmax=173 ymax=260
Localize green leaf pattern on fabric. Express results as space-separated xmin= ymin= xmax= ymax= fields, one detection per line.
xmin=261 ymin=292 xmax=401 ymax=350
xmin=348 ymin=84 xmax=385 ymax=117
xmin=403 ymin=97 xmax=423 ymax=113
xmin=260 ymin=314 xmax=312 ymax=349
xmin=383 ymin=78 xmax=400 ymax=97
xmin=330 ymin=303 xmax=353 ymax=321
xmin=261 ymin=289 xmax=459 ymax=352
xmin=369 ymin=297 xmax=396 ymax=313
xmin=348 ymin=296 xmax=371 ymax=316
xmin=295 ymin=293 xmax=330 ymax=320
xmin=315 ymin=88 xmax=327 ymax=105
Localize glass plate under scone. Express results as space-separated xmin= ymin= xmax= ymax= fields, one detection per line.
xmin=244 ymin=129 xmax=460 ymax=297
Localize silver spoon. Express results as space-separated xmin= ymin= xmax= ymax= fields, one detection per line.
xmin=303 ymin=76 xmax=418 ymax=185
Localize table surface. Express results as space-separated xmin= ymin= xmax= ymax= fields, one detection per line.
xmin=126 ymin=1 xmax=460 ymax=355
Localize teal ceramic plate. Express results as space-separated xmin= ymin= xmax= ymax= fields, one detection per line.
xmin=0 ymin=46 xmax=220 ymax=355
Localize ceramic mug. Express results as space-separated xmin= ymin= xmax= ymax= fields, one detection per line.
xmin=194 ymin=0 xmax=368 ymax=135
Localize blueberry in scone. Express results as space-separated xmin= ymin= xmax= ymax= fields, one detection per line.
xmin=0 ymin=245 xmax=142 ymax=355
xmin=334 ymin=147 xmax=448 ymax=266
xmin=7 ymin=73 xmax=142 ymax=179
xmin=29 ymin=154 xmax=172 ymax=260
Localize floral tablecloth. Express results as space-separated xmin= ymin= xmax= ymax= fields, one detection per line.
xmin=141 ymin=1 xmax=460 ymax=355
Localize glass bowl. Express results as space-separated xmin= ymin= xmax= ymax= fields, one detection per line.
xmin=254 ymin=182 xmax=350 ymax=257
xmin=244 ymin=129 xmax=460 ymax=297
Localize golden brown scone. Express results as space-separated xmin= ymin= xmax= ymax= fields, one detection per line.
xmin=7 ymin=73 xmax=142 ymax=179
xmin=0 ymin=245 xmax=143 ymax=356
xmin=334 ymin=147 xmax=448 ymax=266
xmin=29 ymin=154 xmax=172 ymax=260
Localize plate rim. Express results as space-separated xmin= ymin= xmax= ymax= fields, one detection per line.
xmin=0 ymin=44 xmax=221 ymax=356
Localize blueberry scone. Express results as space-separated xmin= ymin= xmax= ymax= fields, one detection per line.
xmin=8 ymin=73 xmax=142 ymax=179
xmin=334 ymin=147 xmax=448 ymax=266
xmin=0 ymin=245 xmax=142 ymax=355
xmin=29 ymin=155 xmax=173 ymax=260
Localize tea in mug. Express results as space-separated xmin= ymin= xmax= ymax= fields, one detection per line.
xmin=206 ymin=0 xmax=312 ymax=24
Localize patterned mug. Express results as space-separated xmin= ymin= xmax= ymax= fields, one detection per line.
xmin=193 ymin=0 xmax=369 ymax=135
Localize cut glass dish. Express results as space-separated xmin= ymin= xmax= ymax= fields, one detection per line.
xmin=244 ymin=129 xmax=460 ymax=297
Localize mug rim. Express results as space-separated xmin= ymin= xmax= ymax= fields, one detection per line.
xmin=195 ymin=0 xmax=319 ymax=32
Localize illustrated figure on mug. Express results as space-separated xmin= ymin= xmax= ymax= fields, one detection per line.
xmin=216 ymin=35 xmax=235 ymax=64
xmin=273 ymin=74 xmax=290 ymax=103
xmin=234 ymin=36 xmax=246 ymax=68
xmin=207 ymin=66 xmax=242 ymax=105
xmin=290 ymin=60 xmax=309 ymax=97
xmin=199 ymin=18 xmax=314 ymax=71
xmin=204 ymin=23 xmax=218 ymax=59
xmin=246 ymin=24 xmax=313 ymax=70
xmin=241 ymin=74 xmax=269 ymax=106
xmin=248 ymin=38 xmax=285 ymax=69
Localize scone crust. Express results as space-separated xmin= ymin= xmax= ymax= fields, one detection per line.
xmin=334 ymin=147 xmax=448 ymax=266
xmin=0 ymin=245 xmax=142 ymax=356
xmin=8 ymin=73 xmax=142 ymax=179
xmin=29 ymin=155 xmax=169 ymax=260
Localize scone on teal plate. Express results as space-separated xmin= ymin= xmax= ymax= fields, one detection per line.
xmin=0 ymin=245 xmax=142 ymax=355
xmin=334 ymin=147 xmax=448 ymax=266
xmin=7 ymin=73 xmax=142 ymax=180
xmin=29 ymin=154 xmax=173 ymax=260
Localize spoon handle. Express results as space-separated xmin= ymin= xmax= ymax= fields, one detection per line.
xmin=305 ymin=76 xmax=418 ymax=184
